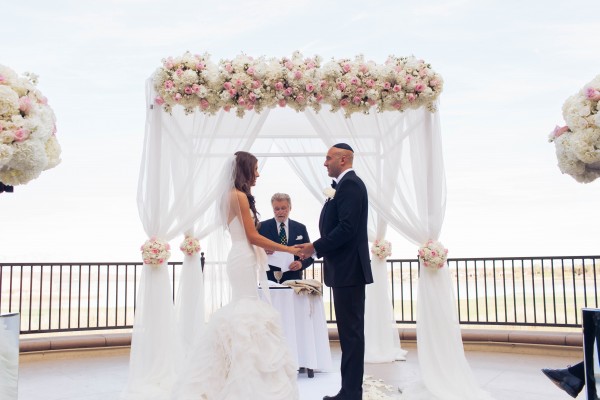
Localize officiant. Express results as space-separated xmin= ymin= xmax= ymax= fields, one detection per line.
xmin=259 ymin=193 xmax=314 ymax=282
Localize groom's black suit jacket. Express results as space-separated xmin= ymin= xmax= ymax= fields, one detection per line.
xmin=314 ymin=170 xmax=373 ymax=287
xmin=258 ymin=218 xmax=314 ymax=282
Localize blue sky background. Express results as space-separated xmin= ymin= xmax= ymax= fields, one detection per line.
xmin=1 ymin=0 xmax=599 ymax=262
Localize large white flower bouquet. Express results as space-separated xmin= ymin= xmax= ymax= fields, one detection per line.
xmin=371 ymin=239 xmax=392 ymax=260
xmin=418 ymin=240 xmax=448 ymax=269
xmin=549 ymin=75 xmax=600 ymax=183
xmin=0 ymin=65 xmax=61 ymax=186
xmin=152 ymin=52 xmax=443 ymax=118
xmin=141 ymin=237 xmax=171 ymax=266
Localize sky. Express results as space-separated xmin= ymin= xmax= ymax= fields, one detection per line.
xmin=1 ymin=0 xmax=599 ymax=263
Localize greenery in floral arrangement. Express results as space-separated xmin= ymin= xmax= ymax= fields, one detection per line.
xmin=549 ymin=75 xmax=600 ymax=183
xmin=152 ymin=52 xmax=444 ymax=118
xmin=0 ymin=65 xmax=61 ymax=186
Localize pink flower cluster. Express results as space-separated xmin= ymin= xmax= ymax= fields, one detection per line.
xmin=272 ymin=52 xmax=323 ymax=112
xmin=141 ymin=237 xmax=171 ymax=266
xmin=418 ymin=240 xmax=448 ymax=269
xmin=179 ymin=236 xmax=201 ymax=256
xmin=371 ymin=239 xmax=392 ymax=260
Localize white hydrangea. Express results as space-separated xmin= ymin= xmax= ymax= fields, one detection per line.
xmin=0 ymin=85 xmax=19 ymax=116
xmin=0 ymin=143 xmax=14 ymax=167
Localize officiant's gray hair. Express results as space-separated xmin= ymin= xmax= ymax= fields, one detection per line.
xmin=271 ymin=192 xmax=291 ymax=207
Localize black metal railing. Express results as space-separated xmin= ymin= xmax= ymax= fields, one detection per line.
xmin=1 ymin=256 xmax=598 ymax=334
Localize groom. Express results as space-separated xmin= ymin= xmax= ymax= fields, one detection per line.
xmin=297 ymin=143 xmax=373 ymax=400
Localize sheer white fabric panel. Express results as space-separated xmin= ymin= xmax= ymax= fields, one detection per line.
xmin=125 ymin=78 xmax=268 ymax=398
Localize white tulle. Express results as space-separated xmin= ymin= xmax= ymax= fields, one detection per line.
xmin=172 ymin=217 xmax=299 ymax=400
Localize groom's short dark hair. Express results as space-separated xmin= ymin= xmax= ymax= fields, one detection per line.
xmin=332 ymin=143 xmax=354 ymax=152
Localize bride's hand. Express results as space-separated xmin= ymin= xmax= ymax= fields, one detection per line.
xmin=289 ymin=246 xmax=304 ymax=259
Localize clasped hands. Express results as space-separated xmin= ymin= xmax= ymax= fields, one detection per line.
xmin=293 ymin=243 xmax=314 ymax=260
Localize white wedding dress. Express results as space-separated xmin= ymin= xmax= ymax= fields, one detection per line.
xmin=172 ymin=216 xmax=299 ymax=400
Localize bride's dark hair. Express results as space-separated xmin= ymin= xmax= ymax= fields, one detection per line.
xmin=234 ymin=151 xmax=260 ymax=226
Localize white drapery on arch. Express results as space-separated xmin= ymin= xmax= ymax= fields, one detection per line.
xmin=124 ymin=80 xmax=490 ymax=400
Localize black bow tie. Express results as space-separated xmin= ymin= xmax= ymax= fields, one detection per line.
xmin=331 ymin=180 xmax=337 ymax=189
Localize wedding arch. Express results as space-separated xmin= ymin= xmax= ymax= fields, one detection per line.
xmin=123 ymin=51 xmax=486 ymax=400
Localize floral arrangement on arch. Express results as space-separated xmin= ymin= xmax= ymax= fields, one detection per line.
xmin=141 ymin=237 xmax=171 ymax=266
xmin=418 ymin=239 xmax=448 ymax=269
xmin=152 ymin=51 xmax=443 ymax=118
xmin=179 ymin=236 xmax=201 ymax=256
xmin=0 ymin=65 xmax=61 ymax=186
xmin=371 ymin=239 xmax=392 ymax=260
xmin=548 ymin=75 xmax=600 ymax=183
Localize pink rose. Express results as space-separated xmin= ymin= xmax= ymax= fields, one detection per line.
xmin=14 ymin=128 xmax=30 ymax=142
xmin=305 ymin=83 xmax=315 ymax=92
xmin=275 ymin=82 xmax=284 ymax=91
xmin=320 ymin=80 xmax=328 ymax=88
xmin=383 ymin=82 xmax=391 ymax=90
xmin=200 ymin=99 xmax=209 ymax=109
xmin=238 ymin=98 xmax=246 ymax=106
xmin=356 ymin=87 xmax=365 ymax=96
xmin=296 ymin=94 xmax=305 ymax=104
xmin=337 ymin=82 xmax=347 ymax=91
xmin=224 ymin=63 xmax=233 ymax=72
xmin=414 ymin=83 xmax=425 ymax=92
xmin=19 ymin=96 xmax=32 ymax=114
xmin=0 ymin=75 xmax=5 ymax=83
xmin=294 ymin=70 xmax=303 ymax=80
xmin=155 ymin=96 xmax=165 ymax=105
xmin=246 ymin=67 xmax=255 ymax=76
xmin=340 ymin=98 xmax=349 ymax=107
xmin=350 ymin=77 xmax=359 ymax=85
xmin=285 ymin=61 xmax=294 ymax=70
xmin=393 ymin=101 xmax=403 ymax=109
xmin=196 ymin=62 xmax=205 ymax=70
xmin=284 ymin=87 xmax=293 ymax=96
xmin=224 ymin=105 xmax=231 ymax=112
xmin=405 ymin=75 xmax=412 ymax=83
xmin=175 ymin=68 xmax=183 ymax=77
xmin=164 ymin=80 xmax=174 ymax=89
xmin=586 ymin=87 xmax=600 ymax=101
xmin=278 ymin=99 xmax=287 ymax=107
xmin=359 ymin=64 xmax=368 ymax=73
xmin=184 ymin=86 xmax=193 ymax=95
xmin=393 ymin=85 xmax=401 ymax=93
xmin=246 ymin=103 xmax=254 ymax=110
xmin=164 ymin=61 xmax=174 ymax=69
xmin=316 ymin=94 xmax=324 ymax=102
xmin=248 ymin=92 xmax=256 ymax=101
xmin=342 ymin=63 xmax=351 ymax=73
xmin=352 ymin=96 xmax=361 ymax=105
xmin=367 ymin=98 xmax=376 ymax=106
xmin=228 ymin=88 xmax=237 ymax=97
xmin=366 ymin=79 xmax=375 ymax=88
xmin=430 ymin=79 xmax=439 ymax=87
xmin=407 ymin=93 xmax=416 ymax=102
xmin=192 ymin=84 xmax=201 ymax=93
xmin=235 ymin=79 xmax=243 ymax=87
xmin=551 ymin=125 xmax=570 ymax=139
xmin=306 ymin=61 xmax=316 ymax=69
xmin=252 ymin=80 xmax=261 ymax=89
xmin=223 ymin=81 xmax=232 ymax=90
xmin=174 ymin=93 xmax=182 ymax=101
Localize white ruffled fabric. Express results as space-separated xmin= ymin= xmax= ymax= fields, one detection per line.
xmin=172 ymin=217 xmax=298 ymax=400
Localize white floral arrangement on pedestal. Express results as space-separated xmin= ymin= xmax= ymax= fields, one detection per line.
xmin=418 ymin=239 xmax=448 ymax=269
xmin=152 ymin=52 xmax=444 ymax=118
xmin=371 ymin=239 xmax=392 ymax=260
xmin=179 ymin=236 xmax=200 ymax=256
xmin=549 ymin=75 xmax=600 ymax=183
xmin=0 ymin=65 xmax=61 ymax=186
xmin=141 ymin=237 xmax=171 ymax=266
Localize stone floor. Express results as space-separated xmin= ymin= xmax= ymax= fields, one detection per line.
xmin=17 ymin=341 xmax=585 ymax=399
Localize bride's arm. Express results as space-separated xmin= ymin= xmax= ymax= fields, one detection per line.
xmin=235 ymin=191 xmax=298 ymax=254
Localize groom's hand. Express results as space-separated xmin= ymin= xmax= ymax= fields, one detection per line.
xmin=295 ymin=243 xmax=315 ymax=259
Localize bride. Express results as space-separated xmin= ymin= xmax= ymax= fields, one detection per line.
xmin=172 ymin=151 xmax=301 ymax=400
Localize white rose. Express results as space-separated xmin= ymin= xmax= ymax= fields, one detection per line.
xmin=323 ymin=187 xmax=336 ymax=199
